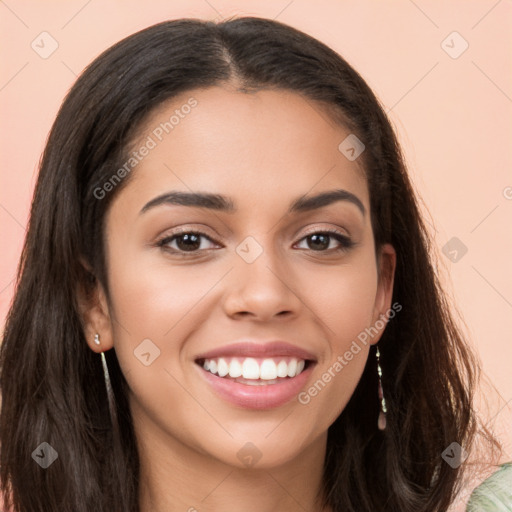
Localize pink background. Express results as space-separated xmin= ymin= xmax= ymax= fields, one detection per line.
xmin=1 ymin=0 xmax=511 ymax=480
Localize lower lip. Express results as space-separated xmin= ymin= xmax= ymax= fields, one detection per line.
xmin=197 ymin=363 xmax=315 ymax=410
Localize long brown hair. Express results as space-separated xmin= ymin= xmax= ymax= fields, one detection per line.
xmin=0 ymin=16 xmax=500 ymax=511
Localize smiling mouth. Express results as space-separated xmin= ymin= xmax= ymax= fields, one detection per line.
xmin=194 ymin=355 xmax=316 ymax=409
xmin=195 ymin=356 xmax=313 ymax=385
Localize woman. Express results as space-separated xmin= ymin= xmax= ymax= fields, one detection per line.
xmin=0 ymin=16 xmax=505 ymax=512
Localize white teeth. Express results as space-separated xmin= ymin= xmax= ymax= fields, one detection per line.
xmin=217 ymin=358 xmax=229 ymax=377
xmin=228 ymin=359 xmax=242 ymax=378
xmin=202 ymin=356 xmax=307 ymax=380
xmin=287 ymin=359 xmax=297 ymax=377
xmin=242 ymin=358 xmax=260 ymax=379
xmin=276 ymin=360 xmax=288 ymax=378
xmin=260 ymin=359 xmax=277 ymax=380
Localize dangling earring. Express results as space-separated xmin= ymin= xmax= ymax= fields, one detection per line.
xmin=93 ymin=334 xmax=127 ymax=499
xmin=94 ymin=333 xmax=119 ymax=428
xmin=376 ymin=345 xmax=387 ymax=430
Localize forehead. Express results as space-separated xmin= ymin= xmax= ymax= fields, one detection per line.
xmin=112 ymin=86 xmax=369 ymax=218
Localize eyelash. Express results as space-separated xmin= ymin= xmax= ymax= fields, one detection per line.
xmin=155 ymin=227 xmax=355 ymax=256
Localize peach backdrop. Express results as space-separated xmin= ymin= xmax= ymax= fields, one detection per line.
xmin=1 ymin=0 xmax=511 ymax=468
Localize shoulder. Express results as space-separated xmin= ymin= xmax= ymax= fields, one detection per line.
xmin=465 ymin=462 xmax=512 ymax=511
xmin=447 ymin=463 xmax=510 ymax=512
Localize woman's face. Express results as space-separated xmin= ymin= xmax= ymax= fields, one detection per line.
xmin=88 ymin=86 xmax=395 ymax=469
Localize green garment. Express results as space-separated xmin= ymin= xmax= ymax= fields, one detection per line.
xmin=466 ymin=463 xmax=512 ymax=511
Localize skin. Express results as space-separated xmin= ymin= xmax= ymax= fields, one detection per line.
xmin=80 ymin=85 xmax=396 ymax=512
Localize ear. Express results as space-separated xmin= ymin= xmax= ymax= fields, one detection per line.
xmin=369 ymin=243 xmax=397 ymax=345
xmin=76 ymin=260 xmax=114 ymax=353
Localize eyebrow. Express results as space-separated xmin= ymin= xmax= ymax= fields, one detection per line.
xmin=140 ymin=188 xmax=366 ymax=217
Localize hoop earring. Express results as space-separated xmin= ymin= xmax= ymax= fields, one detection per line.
xmin=376 ymin=345 xmax=387 ymax=431
xmin=94 ymin=334 xmax=119 ymax=428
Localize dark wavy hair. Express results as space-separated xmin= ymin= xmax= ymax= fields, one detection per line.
xmin=0 ymin=16 xmax=500 ymax=512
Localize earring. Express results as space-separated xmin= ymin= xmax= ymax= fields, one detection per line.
xmin=376 ymin=345 xmax=387 ymax=431
xmin=93 ymin=334 xmax=127 ymax=494
xmin=94 ymin=334 xmax=119 ymax=429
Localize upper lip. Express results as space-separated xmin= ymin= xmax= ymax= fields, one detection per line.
xmin=195 ymin=341 xmax=317 ymax=362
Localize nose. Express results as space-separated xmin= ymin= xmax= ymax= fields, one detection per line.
xmin=221 ymin=243 xmax=303 ymax=322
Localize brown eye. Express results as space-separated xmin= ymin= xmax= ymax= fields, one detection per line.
xmin=157 ymin=231 xmax=218 ymax=253
xmin=306 ymin=233 xmax=330 ymax=251
xmin=295 ymin=230 xmax=354 ymax=252
xmin=173 ymin=233 xmax=202 ymax=251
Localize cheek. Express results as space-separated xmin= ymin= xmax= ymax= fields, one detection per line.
xmin=300 ymin=253 xmax=379 ymax=352
xmin=106 ymin=249 xmax=225 ymax=339
xmin=104 ymin=258 xmax=224 ymax=447
xmin=105 ymin=253 xmax=226 ymax=381
xmin=293 ymin=257 xmax=377 ymax=427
